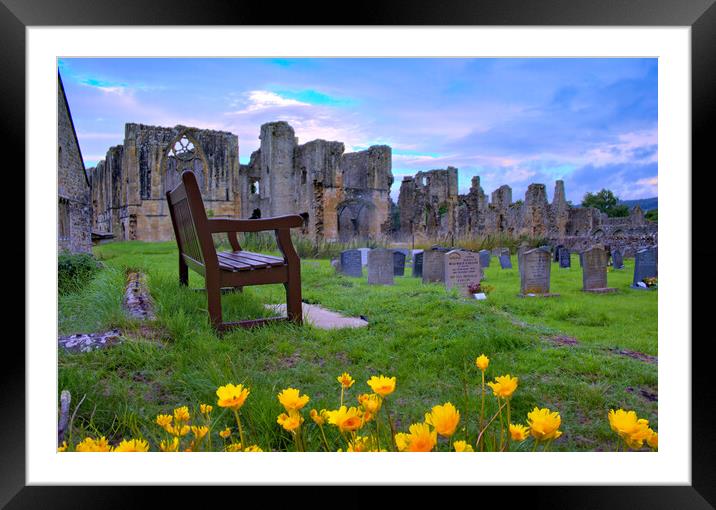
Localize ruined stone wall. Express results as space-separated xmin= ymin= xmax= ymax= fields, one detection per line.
xmin=398 ymin=170 xmax=657 ymax=248
xmin=58 ymin=75 xmax=92 ymax=253
xmin=91 ymin=124 xmax=240 ymax=241
xmin=239 ymin=122 xmax=393 ymax=243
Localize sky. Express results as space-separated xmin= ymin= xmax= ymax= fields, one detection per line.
xmin=59 ymin=58 xmax=658 ymax=203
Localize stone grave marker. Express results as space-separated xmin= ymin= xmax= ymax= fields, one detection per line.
xmin=632 ymin=246 xmax=657 ymax=288
xmin=553 ymin=244 xmax=564 ymax=262
xmin=611 ymin=249 xmax=624 ymax=269
xmin=392 ymin=250 xmax=406 ymax=276
xmin=499 ymin=254 xmax=512 ymax=269
xmin=578 ymin=251 xmax=584 ymax=268
xmin=558 ymin=247 xmax=571 ymax=268
xmin=520 ymin=247 xmax=557 ymax=296
xmin=357 ymin=248 xmax=370 ymax=267
xmin=412 ymin=250 xmax=424 ymax=277
xmin=340 ymin=249 xmax=363 ymax=277
xmin=367 ymin=248 xmax=394 ymax=285
xmin=582 ymin=246 xmax=617 ymax=293
xmin=444 ymin=250 xmax=482 ymax=297
xmin=422 ymin=249 xmax=446 ymax=283
xmin=479 ymin=249 xmax=491 ymax=268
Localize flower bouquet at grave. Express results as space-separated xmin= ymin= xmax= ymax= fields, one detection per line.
xmin=642 ymin=277 xmax=657 ymax=288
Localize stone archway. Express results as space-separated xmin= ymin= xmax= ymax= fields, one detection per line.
xmin=162 ymin=131 xmax=209 ymax=194
xmin=337 ymin=199 xmax=376 ymax=242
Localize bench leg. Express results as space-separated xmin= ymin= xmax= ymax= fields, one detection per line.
xmin=206 ymin=273 xmax=223 ymax=331
xmin=179 ymin=256 xmax=188 ymax=286
xmin=285 ymin=265 xmax=303 ymax=325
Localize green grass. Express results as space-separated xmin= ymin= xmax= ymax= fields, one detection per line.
xmin=58 ymin=242 xmax=657 ymax=452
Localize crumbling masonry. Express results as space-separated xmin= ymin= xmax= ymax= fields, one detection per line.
xmin=398 ymin=170 xmax=657 ymax=255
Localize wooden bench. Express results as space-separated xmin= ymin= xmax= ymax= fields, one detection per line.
xmin=166 ymin=170 xmax=303 ymax=333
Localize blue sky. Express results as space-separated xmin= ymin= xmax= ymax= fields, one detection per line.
xmin=59 ymin=58 xmax=658 ymax=202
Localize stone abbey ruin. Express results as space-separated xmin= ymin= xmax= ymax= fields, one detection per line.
xmin=60 ymin=89 xmax=656 ymax=255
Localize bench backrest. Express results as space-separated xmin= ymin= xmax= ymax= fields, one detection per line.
xmin=166 ymin=170 xmax=218 ymax=271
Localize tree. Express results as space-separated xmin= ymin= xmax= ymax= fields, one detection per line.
xmin=645 ymin=208 xmax=658 ymax=222
xmin=581 ymin=189 xmax=630 ymax=217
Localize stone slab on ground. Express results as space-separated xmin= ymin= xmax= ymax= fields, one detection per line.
xmin=265 ymin=303 xmax=369 ymax=330
xmin=517 ymin=293 xmax=561 ymax=298
xmin=583 ymin=288 xmax=618 ymax=294
xmin=125 ymin=271 xmax=156 ymax=320
xmin=59 ymin=329 xmax=123 ymax=353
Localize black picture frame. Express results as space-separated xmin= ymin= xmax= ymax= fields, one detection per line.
xmin=6 ymin=0 xmax=713 ymax=506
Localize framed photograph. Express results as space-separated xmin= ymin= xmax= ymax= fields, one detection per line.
xmin=8 ymin=0 xmax=713 ymax=504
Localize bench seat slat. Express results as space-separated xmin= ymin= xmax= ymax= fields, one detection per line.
xmin=217 ymin=253 xmax=254 ymax=271
xmin=227 ymin=250 xmax=285 ymax=267
xmin=217 ymin=251 xmax=286 ymax=272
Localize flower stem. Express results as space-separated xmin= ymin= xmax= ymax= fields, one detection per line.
xmin=233 ymin=409 xmax=246 ymax=448
xmin=383 ymin=398 xmax=398 ymax=452
xmin=504 ymin=399 xmax=511 ymax=452
xmin=476 ymin=399 xmax=508 ymax=449
xmin=479 ymin=371 xmax=486 ymax=451
xmin=497 ymin=397 xmax=505 ymax=450
xmin=318 ymin=424 xmax=330 ymax=452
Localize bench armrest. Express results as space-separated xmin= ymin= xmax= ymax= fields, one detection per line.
xmin=208 ymin=215 xmax=303 ymax=233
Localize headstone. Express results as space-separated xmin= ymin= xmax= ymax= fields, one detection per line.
xmin=412 ymin=250 xmax=424 ymax=277
xmin=632 ymin=246 xmax=657 ymax=288
xmin=558 ymin=247 xmax=571 ymax=268
xmin=394 ymin=248 xmax=410 ymax=259
xmin=367 ymin=248 xmax=394 ymax=285
xmin=517 ymin=246 xmax=528 ymax=275
xmin=520 ymin=247 xmax=555 ymax=296
xmin=340 ymin=249 xmax=363 ymax=277
xmin=499 ymin=254 xmax=512 ymax=269
xmin=444 ymin=250 xmax=482 ymax=297
xmin=422 ymin=249 xmax=446 ymax=283
xmin=553 ymin=244 xmax=564 ymax=263
xmin=491 ymin=248 xmax=502 ymax=257
xmin=357 ymin=248 xmax=370 ymax=267
xmin=578 ymin=251 xmax=584 ymax=268
xmin=331 ymin=258 xmax=341 ymax=273
xmin=582 ymin=246 xmax=617 ymax=293
xmin=611 ymin=249 xmax=624 ymax=269
xmin=392 ymin=250 xmax=406 ymax=276
xmin=478 ymin=250 xmax=491 ymax=268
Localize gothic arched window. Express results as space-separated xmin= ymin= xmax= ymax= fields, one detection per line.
xmin=163 ymin=132 xmax=207 ymax=193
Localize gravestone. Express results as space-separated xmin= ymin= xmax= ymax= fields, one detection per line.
xmin=517 ymin=246 xmax=529 ymax=276
xmin=422 ymin=249 xmax=446 ymax=283
xmin=558 ymin=247 xmax=571 ymax=268
xmin=491 ymin=248 xmax=502 ymax=257
xmin=553 ymin=244 xmax=564 ymax=263
xmin=499 ymin=254 xmax=512 ymax=269
xmin=611 ymin=249 xmax=624 ymax=269
xmin=478 ymin=250 xmax=491 ymax=268
xmin=578 ymin=251 xmax=584 ymax=268
xmin=582 ymin=246 xmax=617 ymax=293
xmin=520 ymin=247 xmax=557 ymax=296
xmin=357 ymin=248 xmax=370 ymax=267
xmin=367 ymin=248 xmax=394 ymax=285
xmin=331 ymin=258 xmax=341 ymax=273
xmin=632 ymin=247 xmax=657 ymax=289
xmin=444 ymin=250 xmax=482 ymax=296
xmin=394 ymin=248 xmax=410 ymax=259
xmin=392 ymin=250 xmax=406 ymax=276
xmin=412 ymin=250 xmax=424 ymax=277
xmin=340 ymin=249 xmax=363 ymax=277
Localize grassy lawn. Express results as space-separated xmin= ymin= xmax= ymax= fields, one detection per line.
xmin=58 ymin=241 xmax=657 ymax=452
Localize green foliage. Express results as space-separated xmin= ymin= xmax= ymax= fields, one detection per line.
xmin=58 ymin=252 xmax=102 ymax=295
xmin=438 ymin=202 xmax=449 ymax=216
xmin=645 ymin=209 xmax=658 ymax=222
xmin=582 ymin=189 xmax=629 ymax=217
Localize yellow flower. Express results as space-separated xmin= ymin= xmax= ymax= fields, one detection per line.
xmin=277 ymin=411 xmax=304 ymax=432
xmin=57 ymin=441 xmax=68 ymax=452
xmin=648 ymin=431 xmax=658 ymax=449
xmin=358 ymin=393 xmax=382 ymax=414
xmin=394 ymin=433 xmax=411 ymax=452
xmin=160 ymin=437 xmax=179 ymax=452
xmin=453 ymin=440 xmax=474 ymax=452
xmin=173 ymin=406 xmax=190 ymax=423
xmin=337 ymin=372 xmax=355 ymax=389
xmin=75 ymin=437 xmax=111 ymax=452
xmin=347 ymin=436 xmax=372 ymax=452
xmin=216 ymin=383 xmax=250 ymax=410
xmin=168 ymin=424 xmax=190 ymax=436
xmin=277 ymin=387 xmax=310 ymax=412
xmin=475 ymin=354 xmax=490 ymax=372
xmin=487 ymin=374 xmax=518 ymax=398
xmin=527 ymin=407 xmax=562 ymax=442
xmin=509 ymin=423 xmax=530 ymax=442
xmin=200 ymin=404 xmax=213 ymax=416
xmin=325 ymin=406 xmax=364 ymax=433
xmin=310 ymin=409 xmax=326 ymax=426
xmin=403 ymin=423 xmax=437 ymax=452
xmin=425 ymin=402 xmax=460 ymax=437
xmin=244 ymin=445 xmax=263 ymax=452
xmin=219 ymin=427 xmax=232 ymax=439
xmin=113 ymin=439 xmax=150 ymax=452
xmin=226 ymin=443 xmax=243 ymax=452
xmin=156 ymin=414 xmax=173 ymax=429
xmin=191 ymin=425 xmax=209 ymax=440
xmin=367 ymin=375 xmax=396 ymax=397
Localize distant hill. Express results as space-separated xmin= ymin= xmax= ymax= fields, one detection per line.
xmin=619 ymin=197 xmax=658 ymax=211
